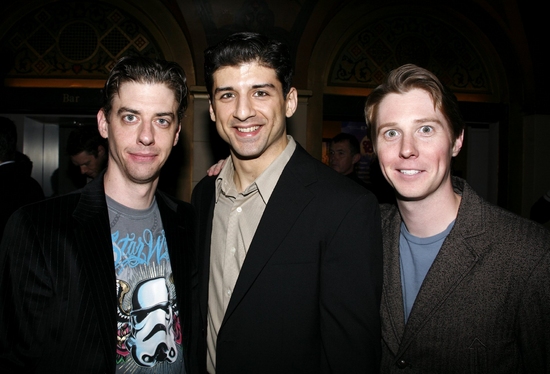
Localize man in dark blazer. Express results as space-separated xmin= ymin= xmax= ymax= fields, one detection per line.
xmin=0 ymin=56 xmax=197 ymax=374
xmin=0 ymin=116 xmax=44 ymax=239
xmin=192 ymin=32 xmax=383 ymax=373
xmin=364 ymin=64 xmax=550 ymax=373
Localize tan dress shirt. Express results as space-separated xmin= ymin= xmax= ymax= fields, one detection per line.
xmin=206 ymin=136 xmax=296 ymax=373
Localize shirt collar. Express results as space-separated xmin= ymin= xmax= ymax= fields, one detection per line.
xmin=215 ymin=135 xmax=296 ymax=204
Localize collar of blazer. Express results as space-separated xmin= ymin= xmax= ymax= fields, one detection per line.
xmin=381 ymin=177 xmax=485 ymax=356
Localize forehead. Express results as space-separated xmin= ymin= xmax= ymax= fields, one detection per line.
xmin=114 ymin=81 xmax=177 ymax=105
xmin=212 ymin=62 xmax=281 ymax=88
xmin=377 ymin=89 xmax=450 ymax=129
xmin=330 ymin=141 xmax=351 ymax=150
xmin=71 ymin=151 xmax=96 ymax=163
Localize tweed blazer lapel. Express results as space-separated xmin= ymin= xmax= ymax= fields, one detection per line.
xmin=396 ymin=178 xmax=486 ymax=355
xmin=380 ymin=206 xmax=407 ymax=356
xmin=72 ymin=174 xmax=117 ymax=367
xmin=221 ymin=146 xmax=315 ymax=325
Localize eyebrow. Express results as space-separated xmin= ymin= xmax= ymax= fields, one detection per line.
xmin=213 ymin=83 xmax=276 ymax=94
xmin=117 ymin=107 xmax=175 ymax=118
xmin=378 ymin=117 xmax=443 ymax=130
xmin=414 ymin=117 xmax=443 ymax=125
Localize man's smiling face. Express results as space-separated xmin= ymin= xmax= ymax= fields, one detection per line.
xmin=209 ymin=62 xmax=297 ymax=165
xmin=375 ymin=88 xmax=463 ymax=203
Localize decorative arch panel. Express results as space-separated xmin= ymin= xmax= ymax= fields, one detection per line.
xmin=329 ymin=14 xmax=492 ymax=95
xmin=2 ymin=1 xmax=164 ymax=86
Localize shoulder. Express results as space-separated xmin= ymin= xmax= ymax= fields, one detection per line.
xmin=194 ymin=174 xmax=216 ymax=191
xmin=191 ymin=175 xmax=216 ymax=208
xmin=457 ymin=179 xmax=550 ymax=256
xmin=3 ymin=191 xmax=83 ymax=242
xmin=17 ymin=190 xmax=81 ymax=215
xmin=288 ymin=145 xmax=372 ymax=195
xmin=156 ymin=190 xmax=194 ymax=216
xmin=484 ymin=202 xmax=549 ymax=248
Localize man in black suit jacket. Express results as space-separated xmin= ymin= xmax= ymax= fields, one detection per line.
xmin=0 ymin=117 xmax=45 ymax=239
xmin=0 ymin=56 xmax=197 ymax=373
xmin=192 ymin=32 xmax=383 ymax=373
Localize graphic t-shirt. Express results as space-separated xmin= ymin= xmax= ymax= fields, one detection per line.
xmin=107 ymin=196 xmax=185 ymax=374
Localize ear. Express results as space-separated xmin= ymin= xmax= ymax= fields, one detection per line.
xmin=352 ymin=153 xmax=361 ymax=165
xmin=452 ymin=130 xmax=464 ymax=157
xmin=285 ymin=87 xmax=298 ymax=118
xmin=97 ymin=109 xmax=108 ymax=139
xmin=97 ymin=144 xmax=106 ymax=156
xmin=209 ymin=100 xmax=216 ymax=122
xmin=173 ymin=124 xmax=181 ymax=147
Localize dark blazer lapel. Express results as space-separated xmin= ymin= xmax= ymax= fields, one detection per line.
xmin=157 ymin=193 xmax=184 ymax=277
xmin=222 ymin=146 xmax=315 ymax=324
xmin=398 ymin=179 xmax=485 ymax=353
xmin=156 ymin=191 xmax=196 ymax=371
xmin=72 ymin=174 xmax=117 ymax=366
xmin=381 ymin=208 xmax=407 ymax=355
xmin=193 ymin=176 xmax=216 ymax=327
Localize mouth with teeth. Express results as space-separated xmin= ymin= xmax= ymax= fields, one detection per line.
xmin=399 ymin=170 xmax=421 ymax=175
xmin=237 ymin=126 xmax=260 ymax=133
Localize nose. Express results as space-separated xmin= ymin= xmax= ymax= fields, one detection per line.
xmin=138 ymin=122 xmax=155 ymax=146
xmin=234 ymin=95 xmax=255 ymax=121
xmin=399 ymin=133 xmax=418 ymax=159
xmin=80 ymin=165 xmax=88 ymax=175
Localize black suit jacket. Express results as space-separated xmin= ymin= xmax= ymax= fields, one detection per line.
xmin=0 ymin=162 xmax=44 ymax=239
xmin=192 ymin=144 xmax=383 ymax=373
xmin=0 ymin=173 xmax=197 ymax=374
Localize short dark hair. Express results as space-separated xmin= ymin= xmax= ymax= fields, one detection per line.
xmin=331 ymin=133 xmax=360 ymax=156
xmin=66 ymin=125 xmax=106 ymax=157
xmin=101 ymin=55 xmax=188 ymax=122
xmin=364 ymin=64 xmax=464 ymax=148
xmin=204 ymin=32 xmax=294 ymax=98
xmin=0 ymin=116 xmax=17 ymax=162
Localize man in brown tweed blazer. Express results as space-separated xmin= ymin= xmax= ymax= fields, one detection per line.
xmin=365 ymin=64 xmax=550 ymax=373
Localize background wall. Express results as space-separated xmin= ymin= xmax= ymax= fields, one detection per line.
xmin=0 ymin=0 xmax=547 ymax=226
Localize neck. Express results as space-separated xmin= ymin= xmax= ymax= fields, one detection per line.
xmin=230 ymin=136 xmax=288 ymax=193
xmin=397 ymin=183 xmax=461 ymax=238
xmin=103 ymin=169 xmax=158 ymax=210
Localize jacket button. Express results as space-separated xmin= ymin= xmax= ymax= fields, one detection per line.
xmin=397 ymin=359 xmax=409 ymax=369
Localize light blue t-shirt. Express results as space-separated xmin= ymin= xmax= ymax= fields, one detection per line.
xmin=106 ymin=196 xmax=185 ymax=373
xmin=399 ymin=220 xmax=455 ymax=322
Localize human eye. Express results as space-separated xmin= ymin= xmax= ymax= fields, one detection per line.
xmin=156 ymin=118 xmax=171 ymax=128
xmin=219 ymin=92 xmax=234 ymax=100
xmin=123 ymin=114 xmax=138 ymax=124
xmin=419 ymin=125 xmax=434 ymax=134
xmin=254 ymin=90 xmax=268 ymax=97
xmin=384 ymin=129 xmax=399 ymax=138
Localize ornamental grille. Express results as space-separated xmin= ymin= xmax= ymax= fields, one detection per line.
xmin=329 ymin=15 xmax=491 ymax=94
xmin=2 ymin=1 xmax=163 ymax=79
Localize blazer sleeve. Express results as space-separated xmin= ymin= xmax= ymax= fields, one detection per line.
xmin=0 ymin=209 xmax=52 ymax=372
xmin=320 ymin=193 xmax=383 ymax=372
xmin=517 ymin=248 xmax=550 ymax=372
